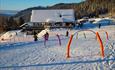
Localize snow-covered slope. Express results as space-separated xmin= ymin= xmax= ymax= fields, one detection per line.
xmin=0 ymin=18 xmax=115 ymax=70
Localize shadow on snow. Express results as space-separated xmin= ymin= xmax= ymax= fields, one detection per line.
xmin=0 ymin=58 xmax=115 ymax=68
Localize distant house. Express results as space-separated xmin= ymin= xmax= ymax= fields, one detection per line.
xmin=21 ymin=9 xmax=75 ymax=34
xmin=31 ymin=9 xmax=75 ymax=27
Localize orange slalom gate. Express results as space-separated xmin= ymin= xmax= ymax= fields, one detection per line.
xmin=96 ymin=32 xmax=105 ymax=58
xmin=98 ymin=30 xmax=109 ymax=41
xmin=66 ymin=34 xmax=73 ymax=58
xmin=66 ymin=30 xmax=105 ymax=59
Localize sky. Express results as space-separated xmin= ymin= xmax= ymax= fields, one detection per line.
xmin=0 ymin=0 xmax=85 ymax=11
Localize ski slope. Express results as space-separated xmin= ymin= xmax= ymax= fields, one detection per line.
xmin=0 ymin=18 xmax=115 ymax=70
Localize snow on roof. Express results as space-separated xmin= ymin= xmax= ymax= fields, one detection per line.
xmin=30 ymin=9 xmax=75 ymax=23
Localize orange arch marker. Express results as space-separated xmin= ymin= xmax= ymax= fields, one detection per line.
xmin=74 ymin=30 xmax=96 ymax=40
xmin=96 ymin=32 xmax=105 ymax=58
xmin=98 ymin=30 xmax=109 ymax=41
xmin=66 ymin=34 xmax=73 ymax=58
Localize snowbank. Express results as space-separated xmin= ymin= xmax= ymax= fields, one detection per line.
xmin=90 ymin=18 xmax=112 ymax=25
xmin=0 ymin=31 xmax=17 ymax=41
xmin=37 ymin=29 xmax=50 ymax=38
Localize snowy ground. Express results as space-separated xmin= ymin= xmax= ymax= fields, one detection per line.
xmin=0 ymin=18 xmax=115 ymax=70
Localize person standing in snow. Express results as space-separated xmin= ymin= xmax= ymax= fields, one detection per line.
xmin=33 ymin=31 xmax=38 ymax=41
xmin=44 ymin=32 xmax=49 ymax=41
xmin=33 ymin=34 xmax=38 ymax=41
xmin=66 ymin=30 xmax=69 ymax=37
xmin=98 ymin=23 xmax=101 ymax=28
xmin=44 ymin=32 xmax=49 ymax=46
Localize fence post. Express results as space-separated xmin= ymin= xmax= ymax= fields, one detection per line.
xmin=83 ymin=32 xmax=86 ymax=39
xmin=66 ymin=34 xmax=73 ymax=58
xmin=96 ymin=32 xmax=105 ymax=58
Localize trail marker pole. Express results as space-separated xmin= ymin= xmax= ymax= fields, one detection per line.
xmin=105 ymin=31 xmax=109 ymax=41
xmin=56 ymin=34 xmax=61 ymax=46
xmin=83 ymin=32 xmax=86 ymax=39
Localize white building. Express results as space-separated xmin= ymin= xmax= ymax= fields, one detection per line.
xmin=30 ymin=9 xmax=75 ymax=27
xmin=31 ymin=9 xmax=75 ymax=23
xmin=21 ymin=9 xmax=75 ymax=34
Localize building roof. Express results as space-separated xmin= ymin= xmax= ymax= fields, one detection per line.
xmin=30 ymin=9 xmax=75 ymax=22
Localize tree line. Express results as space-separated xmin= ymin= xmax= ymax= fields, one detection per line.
xmin=0 ymin=16 xmax=24 ymax=33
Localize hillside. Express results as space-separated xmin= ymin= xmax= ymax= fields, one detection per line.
xmin=0 ymin=10 xmax=18 ymax=16
xmin=15 ymin=0 xmax=115 ymax=19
